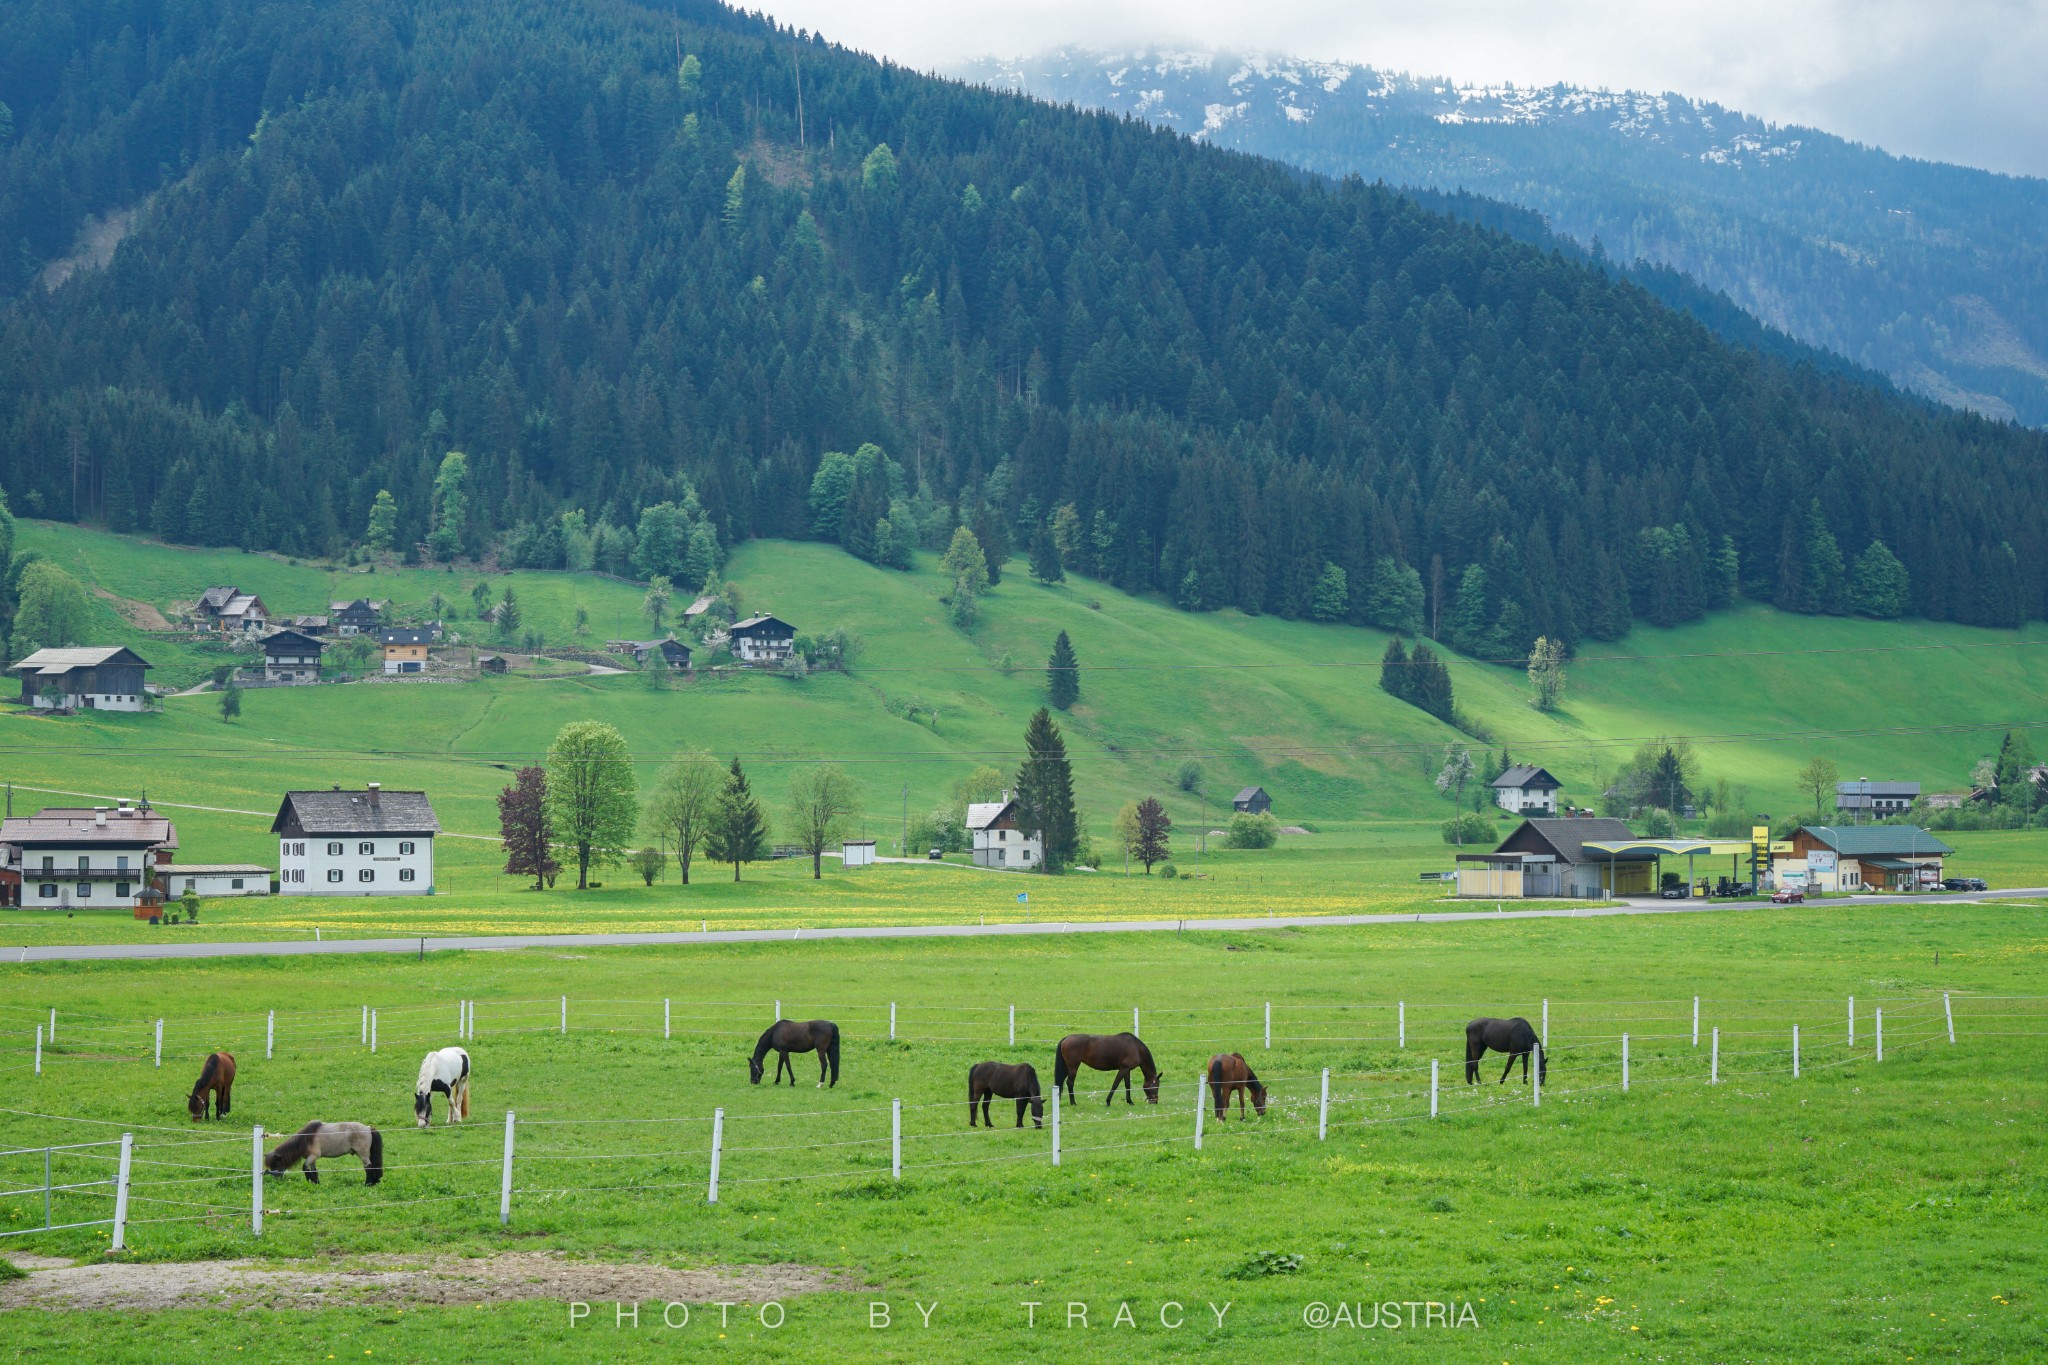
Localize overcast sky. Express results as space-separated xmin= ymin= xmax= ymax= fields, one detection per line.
xmin=755 ymin=0 xmax=2048 ymax=179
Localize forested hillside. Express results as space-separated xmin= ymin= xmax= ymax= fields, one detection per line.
xmin=969 ymin=49 xmax=2048 ymax=427
xmin=4 ymin=0 xmax=2048 ymax=658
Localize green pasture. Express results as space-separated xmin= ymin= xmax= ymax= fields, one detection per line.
xmin=1 ymin=905 xmax=2044 ymax=1361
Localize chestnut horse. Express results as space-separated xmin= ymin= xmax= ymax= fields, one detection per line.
xmin=1465 ymin=1017 xmax=1547 ymax=1085
xmin=1206 ymin=1052 xmax=1268 ymax=1119
xmin=187 ymin=1051 xmax=235 ymax=1121
xmin=968 ymin=1061 xmax=1044 ymax=1128
xmin=1052 ymin=1032 xmax=1160 ymax=1106
xmin=749 ymin=1019 xmax=841 ymax=1087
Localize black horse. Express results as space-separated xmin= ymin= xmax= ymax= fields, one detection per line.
xmin=968 ymin=1061 xmax=1044 ymax=1128
xmin=1465 ymin=1016 xmax=1547 ymax=1085
xmin=750 ymin=1019 xmax=841 ymax=1087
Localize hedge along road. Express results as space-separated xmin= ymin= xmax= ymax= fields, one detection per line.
xmin=9 ymin=887 xmax=2041 ymax=963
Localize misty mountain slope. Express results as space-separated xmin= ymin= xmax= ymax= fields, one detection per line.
xmin=2 ymin=0 xmax=2046 ymax=654
xmin=966 ymin=48 xmax=2048 ymax=426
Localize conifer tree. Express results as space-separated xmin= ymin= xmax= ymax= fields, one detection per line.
xmin=1029 ymin=520 xmax=1064 ymax=584
xmin=1015 ymin=708 xmax=1077 ymax=873
xmin=1047 ymin=630 xmax=1079 ymax=710
xmin=705 ymin=757 xmax=769 ymax=881
xmin=1378 ymin=637 xmax=1410 ymax=702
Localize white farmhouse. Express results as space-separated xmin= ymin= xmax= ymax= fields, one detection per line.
xmin=0 ymin=801 xmax=176 ymax=908
xmin=272 ymin=784 xmax=439 ymax=895
xmin=1490 ymin=765 xmax=1561 ymax=816
xmin=10 ymin=646 xmax=153 ymax=712
xmin=966 ymin=794 xmax=1043 ymax=871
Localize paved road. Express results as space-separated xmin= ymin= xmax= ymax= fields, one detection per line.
xmin=7 ymin=888 xmax=2038 ymax=964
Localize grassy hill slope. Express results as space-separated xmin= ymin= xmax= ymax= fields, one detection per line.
xmin=8 ymin=523 xmax=2045 ymax=837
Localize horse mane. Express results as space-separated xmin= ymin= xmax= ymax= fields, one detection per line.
xmin=266 ymin=1121 xmax=322 ymax=1167
xmin=751 ymin=1024 xmax=780 ymax=1062
xmin=191 ymin=1052 xmax=219 ymax=1099
xmin=1134 ymin=1038 xmax=1157 ymax=1075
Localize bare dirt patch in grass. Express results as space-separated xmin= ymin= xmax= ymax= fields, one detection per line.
xmin=92 ymin=587 xmax=173 ymax=631
xmin=0 ymin=1250 xmax=859 ymax=1311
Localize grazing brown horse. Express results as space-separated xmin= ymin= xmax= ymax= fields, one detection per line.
xmin=1465 ymin=1017 xmax=1547 ymax=1085
xmin=1206 ymin=1052 xmax=1268 ymax=1119
xmin=750 ymin=1019 xmax=841 ymax=1087
xmin=264 ymin=1121 xmax=383 ymax=1185
xmin=187 ymin=1051 xmax=235 ymax=1121
xmin=1052 ymin=1032 xmax=1161 ymax=1106
xmin=968 ymin=1061 xmax=1044 ymax=1128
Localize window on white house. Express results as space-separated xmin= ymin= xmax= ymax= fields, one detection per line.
xmin=359 ymin=869 xmax=374 ymax=882
xmin=76 ymin=882 xmax=91 ymax=898
xmin=117 ymin=855 xmax=130 ymax=871
xmin=327 ymin=842 xmax=343 ymax=855
xmin=327 ymin=869 xmax=343 ymax=883
xmin=399 ymin=868 xmax=415 ymax=882
xmin=231 ymin=878 xmax=244 ymax=890
xmin=77 ymin=855 xmax=89 ymax=872
xmin=399 ymin=841 xmax=415 ymax=855
xmin=116 ymin=883 xmax=130 ymax=898
xmin=38 ymin=884 xmax=56 ymax=898
xmin=359 ymin=841 xmax=375 ymax=855
xmin=40 ymin=856 xmax=53 ymax=873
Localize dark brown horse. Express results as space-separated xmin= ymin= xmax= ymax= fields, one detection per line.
xmin=968 ymin=1062 xmax=1044 ymax=1128
xmin=1052 ymin=1032 xmax=1160 ymax=1106
xmin=1465 ymin=1017 xmax=1546 ymax=1085
xmin=750 ymin=1019 xmax=841 ymax=1087
xmin=1206 ymin=1052 xmax=1268 ymax=1119
xmin=187 ymin=1051 xmax=235 ymax=1121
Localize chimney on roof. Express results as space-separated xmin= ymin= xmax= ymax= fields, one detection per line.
xmin=94 ymin=807 xmax=107 ymax=827
xmin=367 ymin=782 xmax=381 ymax=804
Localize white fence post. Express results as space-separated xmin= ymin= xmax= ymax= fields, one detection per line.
xmin=775 ymin=999 xmax=781 ymax=1022
xmin=890 ymin=1003 xmax=897 ymax=1042
xmin=1132 ymin=1007 xmax=1140 ymax=1035
xmin=1622 ymin=1033 xmax=1630 ymax=1092
xmin=1541 ymin=998 xmax=1549 ymax=1048
xmin=1793 ymin=1025 xmax=1801 ymax=1078
xmin=1193 ymin=1074 xmax=1205 ymax=1151
xmin=1692 ymin=996 xmax=1700 ymax=1047
xmin=1848 ymin=995 xmax=1855 ymax=1047
xmin=499 ymin=1111 xmax=516 ymax=1225
xmin=1711 ymin=1028 xmax=1720 ymax=1084
xmin=252 ymin=1126 xmax=264 ymax=1236
xmin=707 ymin=1108 xmax=724 ymax=1203
xmin=48 ymin=1007 xmax=55 ymax=1042
xmin=1008 ymin=1005 xmax=1015 ymax=1048
xmin=154 ymin=1018 xmax=163 ymax=1068
xmin=1399 ymin=1001 xmax=1406 ymax=1049
xmin=1264 ymin=1001 xmax=1271 ymax=1050
xmin=1318 ymin=1068 xmax=1330 ymax=1141
xmin=361 ymin=1005 xmax=367 ymax=1045
xmin=1532 ymin=1053 xmax=1542 ymax=1107
xmin=1430 ymin=1059 xmax=1439 ymax=1118
xmin=370 ymin=1009 xmax=377 ymax=1054
xmin=467 ymin=1000 xmax=475 ymax=1039
xmin=891 ymin=1100 xmax=902 ymax=1179
xmin=664 ymin=999 xmax=671 ymax=1041
xmin=560 ymin=996 xmax=566 ymax=1035
xmin=1050 ymin=1090 xmax=1061 ymax=1166
xmin=111 ymin=1133 xmax=132 ymax=1251
xmin=1944 ymin=992 xmax=1955 ymax=1045
xmin=34 ymin=1025 xmax=41 ymax=1076
xmin=266 ymin=1009 xmax=274 ymax=1060
xmin=1876 ymin=1008 xmax=1884 ymax=1062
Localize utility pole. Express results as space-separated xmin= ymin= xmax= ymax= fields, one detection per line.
xmin=900 ymin=782 xmax=908 ymax=857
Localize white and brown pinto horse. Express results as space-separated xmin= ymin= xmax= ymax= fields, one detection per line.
xmin=414 ymin=1046 xmax=471 ymax=1127
xmin=265 ymin=1121 xmax=383 ymax=1184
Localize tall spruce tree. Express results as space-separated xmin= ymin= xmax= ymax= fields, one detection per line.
xmin=1029 ymin=520 xmax=1064 ymax=584
xmin=1015 ymin=708 xmax=1078 ymax=873
xmin=1047 ymin=630 xmax=1079 ymax=710
xmin=1378 ymin=637 xmax=1411 ymax=702
xmin=705 ymin=756 xmax=769 ymax=881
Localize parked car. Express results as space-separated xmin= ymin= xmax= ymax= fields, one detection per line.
xmin=1659 ymin=885 xmax=1690 ymax=900
xmin=1958 ymin=876 xmax=1988 ymax=892
xmin=927 ymin=847 xmax=943 ymax=861
xmin=1770 ymin=887 xmax=1805 ymax=904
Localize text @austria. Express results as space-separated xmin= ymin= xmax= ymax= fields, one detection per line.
xmin=566 ymin=1299 xmax=1483 ymax=1330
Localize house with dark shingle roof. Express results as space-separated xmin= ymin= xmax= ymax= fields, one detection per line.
xmin=1490 ymin=765 xmax=1561 ymax=815
xmin=0 ymin=800 xmax=177 ymax=907
xmin=1833 ymin=780 xmax=1920 ymax=817
xmin=1791 ymin=824 xmax=1953 ymax=892
xmin=272 ymin=785 xmax=438 ymax=896
xmin=11 ymin=647 xmax=152 ymax=711
xmin=1456 ymin=816 xmax=1648 ymax=898
xmin=1231 ymin=786 xmax=1271 ymax=815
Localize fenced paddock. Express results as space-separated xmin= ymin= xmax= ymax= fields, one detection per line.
xmin=0 ymin=990 xmax=2036 ymax=1255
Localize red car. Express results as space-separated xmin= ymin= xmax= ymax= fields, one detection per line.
xmin=1770 ymin=887 xmax=1805 ymax=904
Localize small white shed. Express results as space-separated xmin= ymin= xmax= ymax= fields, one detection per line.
xmin=165 ymin=864 xmax=274 ymax=897
xmin=841 ymin=839 xmax=877 ymax=868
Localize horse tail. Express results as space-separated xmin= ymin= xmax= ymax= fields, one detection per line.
xmin=1206 ymin=1055 xmax=1223 ymax=1086
xmin=825 ymin=1026 xmax=841 ymax=1085
xmin=1052 ymin=1041 xmax=1069 ymax=1094
xmin=364 ymin=1127 xmax=384 ymax=1185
